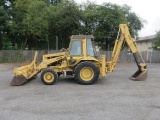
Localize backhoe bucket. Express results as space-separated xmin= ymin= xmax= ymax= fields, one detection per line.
xmin=11 ymin=52 xmax=39 ymax=86
xmin=129 ymin=64 xmax=147 ymax=81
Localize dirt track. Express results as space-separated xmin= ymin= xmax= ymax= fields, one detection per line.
xmin=0 ymin=63 xmax=160 ymax=120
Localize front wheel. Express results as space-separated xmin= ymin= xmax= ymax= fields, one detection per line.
xmin=41 ymin=68 xmax=58 ymax=85
xmin=74 ymin=61 xmax=99 ymax=85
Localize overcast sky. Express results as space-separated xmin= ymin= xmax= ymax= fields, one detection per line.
xmin=76 ymin=0 xmax=159 ymax=37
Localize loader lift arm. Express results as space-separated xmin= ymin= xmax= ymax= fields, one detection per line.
xmin=106 ymin=24 xmax=147 ymax=80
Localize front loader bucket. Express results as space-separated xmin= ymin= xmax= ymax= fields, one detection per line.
xmin=129 ymin=65 xmax=147 ymax=81
xmin=11 ymin=51 xmax=39 ymax=86
xmin=11 ymin=75 xmax=28 ymax=86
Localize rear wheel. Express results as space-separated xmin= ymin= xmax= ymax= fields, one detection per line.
xmin=41 ymin=68 xmax=58 ymax=85
xmin=74 ymin=61 xmax=99 ymax=85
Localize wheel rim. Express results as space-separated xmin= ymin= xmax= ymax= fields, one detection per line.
xmin=44 ymin=72 xmax=54 ymax=83
xmin=80 ymin=67 xmax=94 ymax=81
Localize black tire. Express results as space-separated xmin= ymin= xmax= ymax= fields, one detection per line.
xmin=41 ymin=68 xmax=58 ymax=85
xmin=74 ymin=61 xmax=99 ymax=85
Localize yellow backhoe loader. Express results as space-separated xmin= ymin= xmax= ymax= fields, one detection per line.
xmin=11 ymin=24 xmax=147 ymax=86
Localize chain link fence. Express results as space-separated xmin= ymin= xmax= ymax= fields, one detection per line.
xmin=0 ymin=50 xmax=159 ymax=63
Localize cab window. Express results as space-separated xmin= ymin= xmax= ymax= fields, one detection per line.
xmin=87 ymin=39 xmax=94 ymax=56
xmin=70 ymin=40 xmax=82 ymax=56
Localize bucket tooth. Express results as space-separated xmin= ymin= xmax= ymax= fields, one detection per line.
xmin=11 ymin=75 xmax=28 ymax=86
xmin=129 ymin=69 xmax=147 ymax=81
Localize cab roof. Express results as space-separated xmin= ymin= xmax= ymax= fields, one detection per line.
xmin=71 ymin=35 xmax=94 ymax=39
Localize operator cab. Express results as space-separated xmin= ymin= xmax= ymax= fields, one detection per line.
xmin=69 ymin=35 xmax=98 ymax=57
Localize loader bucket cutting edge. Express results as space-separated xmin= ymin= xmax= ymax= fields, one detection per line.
xmin=129 ymin=69 xmax=147 ymax=81
xmin=11 ymin=75 xmax=28 ymax=86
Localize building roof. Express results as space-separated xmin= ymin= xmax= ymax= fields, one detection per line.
xmin=137 ymin=35 xmax=156 ymax=42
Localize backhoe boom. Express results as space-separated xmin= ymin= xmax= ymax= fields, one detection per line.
xmin=107 ymin=24 xmax=147 ymax=80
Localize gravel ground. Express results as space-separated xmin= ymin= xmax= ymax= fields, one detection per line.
xmin=0 ymin=63 xmax=160 ymax=120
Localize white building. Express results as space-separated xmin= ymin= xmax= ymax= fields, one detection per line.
xmin=136 ymin=35 xmax=156 ymax=51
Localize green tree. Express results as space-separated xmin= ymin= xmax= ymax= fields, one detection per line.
xmin=48 ymin=0 xmax=82 ymax=49
xmin=152 ymin=31 xmax=160 ymax=50
xmin=11 ymin=0 xmax=51 ymax=49
xmin=45 ymin=0 xmax=62 ymax=5
xmin=95 ymin=3 xmax=127 ymax=50
xmin=80 ymin=3 xmax=126 ymax=50
xmin=0 ymin=0 xmax=13 ymax=49
xmin=122 ymin=4 xmax=145 ymax=37
xmin=6 ymin=0 xmax=144 ymax=50
xmin=80 ymin=2 xmax=144 ymax=50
